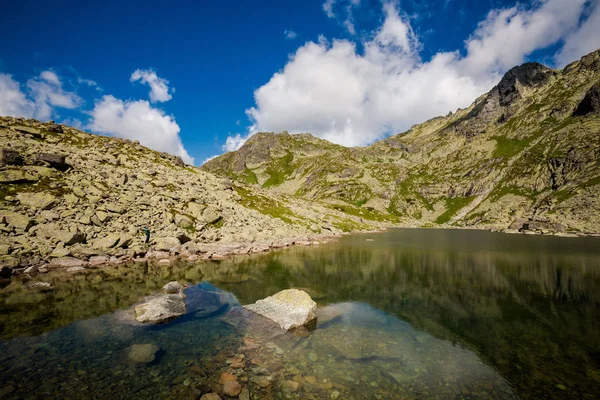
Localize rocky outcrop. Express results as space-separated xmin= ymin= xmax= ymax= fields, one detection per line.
xmin=244 ymin=289 xmax=317 ymax=331
xmin=573 ymin=82 xmax=600 ymax=116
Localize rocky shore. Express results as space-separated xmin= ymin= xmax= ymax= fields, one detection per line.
xmin=0 ymin=116 xmax=389 ymax=278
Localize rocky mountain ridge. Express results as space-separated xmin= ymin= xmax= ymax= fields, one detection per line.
xmin=0 ymin=118 xmax=387 ymax=275
xmin=203 ymin=49 xmax=600 ymax=235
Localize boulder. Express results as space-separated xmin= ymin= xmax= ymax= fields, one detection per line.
xmin=92 ymin=234 xmax=121 ymax=249
xmin=154 ymin=237 xmax=181 ymax=251
xmin=0 ymin=169 xmax=39 ymax=183
xmin=46 ymin=123 xmax=64 ymax=133
xmin=17 ymin=192 xmax=57 ymax=210
xmin=49 ymin=257 xmax=86 ymax=268
xmin=175 ymin=213 xmax=194 ymax=230
xmin=1 ymin=211 xmax=33 ymax=231
xmin=174 ymin=156 xmax=185 ymax=166
xmin=14 ymin=125 xmax=42 ymax=138
xmin=37 ymin=225 xmax=85 ymax=245
xmin=123 ymin=343 xmax=160 ymax=364
xmin=37 ymin=153 xmax=69 ymax=171
xmin=134 ymin=293 xmax=186 ymax=323
xmin=187 ymin=202 xmax=206 ymax=219
xmin=162 ymin=281 xmax=184 ymax=294
xmin=244 ymin=289 xmax=317 ymax=331
xmin=0 ymin=148 xmax=23 ymax=166
xmin=222 ymin=381 xmax=242 ymax=397
xmin=201 ymin=206 xmax=221 ymax=224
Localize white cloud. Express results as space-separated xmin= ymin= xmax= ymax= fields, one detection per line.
xmin=323 ymin=0 xmax=361 ymax=34
xmin=555 ymin=0 xmax=600 ymax=67
xmin=26 ymin=70 xmax=82 ymax=120
xmin=230 ymin=0 xmax=588 ymax=149
xmin=77 ymin=77 xmax=102 ymax=91
xmin=202 ymin=155 xmax=219 ymax=165
xmin=130 ymin=69 xmax=173 ymax=103
xmin=323 ymin=0 xmax=336 ymax=18
xmin=88 ymin=95 xmax=194 ymax=164
xmin=285 ymin=30 xmax=298 ymax=39
xmin=223 ymin=132 xmax=251 ymax=152
xmin=0 ymin=73 xmax=35 ymax=118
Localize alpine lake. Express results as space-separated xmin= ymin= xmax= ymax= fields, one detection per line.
xmin=1 ymin=228 xmax=599 ymax=400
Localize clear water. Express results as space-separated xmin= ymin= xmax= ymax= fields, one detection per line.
xmin=1 ymin=228 xmax=600 ymax=399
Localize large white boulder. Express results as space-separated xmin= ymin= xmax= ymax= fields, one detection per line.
xmin=244 ymin=289 xmax=317 ymax=331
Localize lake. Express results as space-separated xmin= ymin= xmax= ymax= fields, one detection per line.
xmin=1 ymin=228 xmax=599 ymax=399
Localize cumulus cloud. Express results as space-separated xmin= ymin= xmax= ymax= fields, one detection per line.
xmin=232 ymin=0 xmax=589 ymax=149
xmin=88 ymin=94 xmax=194 ymax=164
xmin=26 ymin=70 xmax=82 ymax=120
xmin=284 ymin=30 xmax=298 ymax=40
xmin=555 ymin=0 xmax=600 ymax=67
xmin=130 ymin=69 xmax=173 ymax=103
xmin=0 ymin=73 xmax=35 ymax=118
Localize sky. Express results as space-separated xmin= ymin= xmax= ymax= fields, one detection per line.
xmin=1 ymin=0 xmax=599 ymax=165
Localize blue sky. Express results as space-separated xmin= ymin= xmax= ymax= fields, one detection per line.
xmin=1 ymin=0 xmax=599 ymax=165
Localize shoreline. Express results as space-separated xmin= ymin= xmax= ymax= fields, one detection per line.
xmin=3 ymin=223 xmax=599 ymax=280
xmin=3 ymin=229 xmax=378 ymax=278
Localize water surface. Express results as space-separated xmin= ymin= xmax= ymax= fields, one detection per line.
xmin=1 ymin=228 xmax=599 ymax=399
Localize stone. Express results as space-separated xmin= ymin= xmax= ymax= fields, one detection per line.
xmin=244 ymin=289 xmax=317 ymax=331
xmin=155 ymin=237 xmax=181 ymax=251
xmin=14 ymin=125 xmax=42 ymax=137
xmin=163 ymin=281 xmax=184 ymax=294
xmin=67 ymin=266 xmax=86 ymax=273
xmin=92 ymin=234 xmax=121 ymax=249
xmin=283 ymin=380 xmax=300 ymax=392
xmin=187 ymin=202 xmax=206 ymax=219
xmin=1 ymin=211 xmax=33 ymax=231
xmin=221 ymin=306 xmax=287 ymax=341
xmin=105 ymin=203 xmax=125 ymax=214
xmin=0 ymin=169 xmax=39 ymax=183
xmin=201 ymin=206 xmax=221 ymax=224
xmin=218 ymin=372 xmax=237 ymax=384
xmin=174 ymin=156 xmax=185 ymax=166
xmin=17 ymin=192 xmax=57 ymax=210
xmin=46 ymin=123 xmax=64 ymax=133
xmin=88 ymin=255 xmax=109 ymax=266
xmin=0 ymin=148 xmax=23 ymax=166
xmin=199 ymin=394 xmax=221 ymax=400
xmin=49 ymin=257 xmax=86 ymax=269
xmin=175 ymin=213 xmax=194 ymax=229
xmin=123 ymin=343 xmax=160 ymax=364
xmin=239 ymin=387 xmax=250 ymax=400
xmin=222 ymin=381 xmax=242 ymax=397
xmin=37 ymin=153 xmax=70 ymax=171
xmin=134 ymin=294 xmax=186 ymax=323
xmin=37 ymin=225 xmax=85 ymax=246
xmin=96 ymin=211 xmax=111 ymax=223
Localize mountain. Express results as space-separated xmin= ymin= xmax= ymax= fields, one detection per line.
xmin=203 ymin=49 xmax=600 ymax=235
xmin=0 ymin=118 xmax=388 ymax=272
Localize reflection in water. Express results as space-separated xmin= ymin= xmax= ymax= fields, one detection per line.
xmin=0 ymin=228 xmax=599 ymax=399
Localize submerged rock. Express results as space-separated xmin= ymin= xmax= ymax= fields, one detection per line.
xmin=244 ymin=289 xmax=317 ymax=331
xmin=123 ymin=343 xmax=160 ymax=364
xmin=134 ymin=293 xmax=186 ymax=323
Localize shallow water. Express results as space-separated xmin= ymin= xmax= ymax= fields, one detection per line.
xmin=1 ymin=228 xmax=600 ymax=399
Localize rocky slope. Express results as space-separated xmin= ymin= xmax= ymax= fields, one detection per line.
xmin=0 ymin=117 xmax=386 ymax=274
xmin=203 ymin=49 xmax=600 ymax=235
